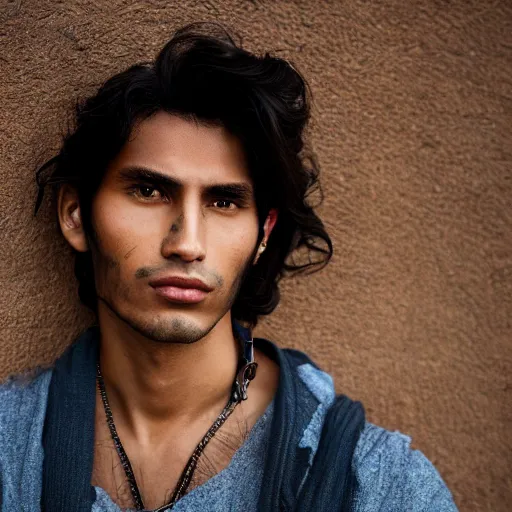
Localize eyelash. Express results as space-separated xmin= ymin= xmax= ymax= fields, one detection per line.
xmin=127 ymin=184 xmax=241 ymax=210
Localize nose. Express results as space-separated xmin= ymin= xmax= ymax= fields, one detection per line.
xmin=160 ymin=200 xmax=207 ymax=263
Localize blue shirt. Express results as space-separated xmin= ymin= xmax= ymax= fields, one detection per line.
xmin=0 ymin=363 xmax=458 ymax=511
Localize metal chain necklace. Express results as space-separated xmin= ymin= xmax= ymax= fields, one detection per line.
xmin=96 ymin=335 xmax=258 ymax=512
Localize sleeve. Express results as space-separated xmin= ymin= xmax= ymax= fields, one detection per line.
xmin=351 ymin=422 xmax=459 ymax=511
xmin=0 ymin=369 xmax=52 ymax=511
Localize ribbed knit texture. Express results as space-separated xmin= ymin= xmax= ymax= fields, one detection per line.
xmin=295 ymin=395 xmax=365 ymax=512
xmin=41 ymin=327 xmax=99 ymax=512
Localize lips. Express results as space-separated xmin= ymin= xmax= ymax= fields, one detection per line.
xmin=149 ymin=275 xmax=213 ymax=292
xmin=149 ymin=275 xmax=213 ymax=304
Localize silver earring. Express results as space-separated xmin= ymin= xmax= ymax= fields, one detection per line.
xmin=253 ymin=241 xmax=266 ymax=265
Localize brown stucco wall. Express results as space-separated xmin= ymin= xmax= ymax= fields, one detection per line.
xmin=1 ymin=1 xmax=511 ymax=510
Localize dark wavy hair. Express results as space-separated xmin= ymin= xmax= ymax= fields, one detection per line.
xmin=34 ymin=22 xmax=333 ymax=329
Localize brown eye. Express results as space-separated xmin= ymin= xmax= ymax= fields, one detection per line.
xmin=130 ymin=184 xmax=165 ymax=201
xmin=139 ymin=186 xmax=158 ymax=198
xmin=213 ymin=200 xmax=237 ymax=210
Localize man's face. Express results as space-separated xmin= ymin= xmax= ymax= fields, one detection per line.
xmin=88 ymin=112 xmax=261 ymax=344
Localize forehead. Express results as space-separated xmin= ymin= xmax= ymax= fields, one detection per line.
xmin=106 ymin=111 xmax=251 ymax=185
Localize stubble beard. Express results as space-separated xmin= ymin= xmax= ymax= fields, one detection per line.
xmin=94 ymin=245 xmax=258 ymax=346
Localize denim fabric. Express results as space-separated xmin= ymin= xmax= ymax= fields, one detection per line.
xmin=0 ymin=363 xmax=458 ymax=511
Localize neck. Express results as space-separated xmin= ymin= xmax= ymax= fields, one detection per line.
xmin=95 ymin=308 xmax=241 ymax=445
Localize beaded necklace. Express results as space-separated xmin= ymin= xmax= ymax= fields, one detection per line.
xmin=96 ymin=335 xmax=257 ymax=511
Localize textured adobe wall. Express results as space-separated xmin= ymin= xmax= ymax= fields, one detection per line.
xmin=0 ymin=1 xmax=511 ymax=510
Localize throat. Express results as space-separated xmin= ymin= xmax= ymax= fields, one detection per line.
xmin=91 ymin=345 xmax=279 ymax=509
xmin=91 ymin=389 xmax=253 ymax=510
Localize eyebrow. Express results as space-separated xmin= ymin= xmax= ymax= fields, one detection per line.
xmin=117 ymin=166 xmax=254 ymax=202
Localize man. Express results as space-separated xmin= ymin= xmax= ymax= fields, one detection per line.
xmin=0 ymin=23 xmax=458 ymax=511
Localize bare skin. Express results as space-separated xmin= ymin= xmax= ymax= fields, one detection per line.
xmin=58 ymin=112 xmax=279 ymax=509
xmin=91 ymin=346 xmax=279 ymax=509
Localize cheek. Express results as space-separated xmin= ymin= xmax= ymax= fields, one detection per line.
xmin=213 ymin=221 xmax=258 ymax=271
xmin=91 ymin=194 xmax=162 ymax=262
xmin=90 ymin=198 xmax=156 ymax=300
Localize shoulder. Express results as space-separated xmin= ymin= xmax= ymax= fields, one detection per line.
xmin=0 ymin=366 xmax=53 ymax=449
xmin=352 ymin=422 xmax=458 ymax=511
xmin=0 ymin=366 xmax=53 ymax=414
xmin=0 ymin=367 xmax=53 ymax=507
xmin=268 ymin=345 xmax=458 ymax=510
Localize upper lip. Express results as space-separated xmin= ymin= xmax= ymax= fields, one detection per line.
xmin=149 ymin=275 xmax=213 ymax=292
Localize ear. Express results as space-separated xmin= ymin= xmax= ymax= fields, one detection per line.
xmin=253 ymin=208 xmax=278 ymax=265
xmin=262 ymin=208 xmax=278 ymax=241
xmin=57 ymin=185 xmax=89 ymax=252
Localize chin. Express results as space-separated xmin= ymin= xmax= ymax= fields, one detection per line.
xmin=104 ymin=293 xmax=225 ymax=345
xmin=122 ymin=309 xmax=215 ymax=345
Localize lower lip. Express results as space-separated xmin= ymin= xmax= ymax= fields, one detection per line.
xmin=152 ymin=286 xmax=209 ymax=304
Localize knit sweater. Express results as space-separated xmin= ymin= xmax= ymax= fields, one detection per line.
xmin=0 ymin=349 xmax=458 ymax=511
